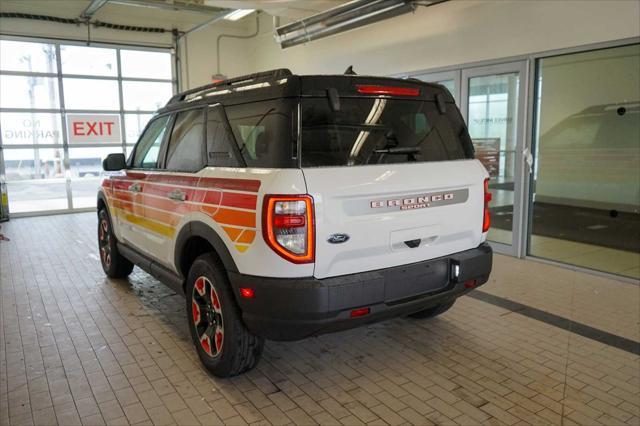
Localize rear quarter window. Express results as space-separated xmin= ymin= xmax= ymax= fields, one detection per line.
xmin=225 ymin=99 xmax=296 ymax=168
xmin=165 ymin=108 xmax=206 ymax=172
xmin=206 ymin=105 xmax=243 ymax=167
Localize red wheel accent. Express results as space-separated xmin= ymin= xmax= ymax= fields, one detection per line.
xmin=192 ymin=301 xmax=201 ymax=325
xmin=215 ymin=330 xmax=223 ymax=352
xmin=200 ymin=335 xmax=212 ymax=356
xmin=211 ymin=287 xmax=220 ymax=310
xmin=194 ymin=277 xmax=206 ymax=295
xmin=191 ymin=276 xmax=224 ymax=358
xmin=99 ymin=218 xmax=112 ymax=269
xmin=99 ymin=221 xmax=105 ymax=240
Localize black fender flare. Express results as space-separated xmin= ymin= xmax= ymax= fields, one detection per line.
xmin=174 ymin=221 xmax=239 ymax=277
xmin=97 ymin=191 xmax=113 ymax=223
xmin=97 ymin=191 xmax=122 ymax=242
xmin=97 ymin=191 xmax=108 ymax=213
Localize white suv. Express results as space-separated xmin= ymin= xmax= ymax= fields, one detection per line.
xmin=97 ymin=69 xmax=493 ymax=377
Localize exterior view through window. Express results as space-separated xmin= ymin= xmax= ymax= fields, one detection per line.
xmin=0 ymin=37 xmax=174 ymax=214
xmin=300 ymin=98 xmax=471 ymax=167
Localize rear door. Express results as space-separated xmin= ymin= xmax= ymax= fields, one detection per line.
xmin=300 ymin=95 xmax=488 ymax=279
xmin=114 ymin=114 xmax=172 ymax=256
xmin=143 ymin=107 xmax=207 ymax=267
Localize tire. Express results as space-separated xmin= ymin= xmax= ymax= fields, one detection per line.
xmin=408 ymin=300 xmax=456 ymax=319
xmin=98 ymin=208 xmax=134 ymax=278
xmin=186 ymin=253 xmax=264 ymax=377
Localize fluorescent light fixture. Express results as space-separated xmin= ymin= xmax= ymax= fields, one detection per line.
xmin=275 ymin=0 xmax=446 ymax=49
xmin=224 ymin=9 xmax=255 ymax=21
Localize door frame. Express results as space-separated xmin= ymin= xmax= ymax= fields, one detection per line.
xmin=460 ymin=60 xmax=530 ymax=257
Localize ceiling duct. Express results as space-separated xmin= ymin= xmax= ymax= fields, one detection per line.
xmin=274 ymin=0 xmax=443 ymax=49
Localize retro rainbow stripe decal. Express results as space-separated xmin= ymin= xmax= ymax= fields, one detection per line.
xmin=102 ymin=172 xmax=261 ymax=253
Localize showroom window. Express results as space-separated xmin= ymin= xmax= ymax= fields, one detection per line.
xmin=529 ymin=43 xmax=640 ymax=279
xmin=0 ymin=37 xmax=174 ymax=214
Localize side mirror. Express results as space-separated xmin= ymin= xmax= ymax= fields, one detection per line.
xmin=103 ymin=153 xmax=126 ymax=171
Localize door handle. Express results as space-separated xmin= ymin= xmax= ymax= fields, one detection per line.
xmin=523 ymin=147 xmax=533 ymax=174
xmin=128 ymin=183 xmax=142 ymax=192
xmin=167 ymin=189 xmax=186 ymax=201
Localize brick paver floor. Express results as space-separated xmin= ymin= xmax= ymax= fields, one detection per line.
xmin=1 ymin=213 xmax=638 ymax=425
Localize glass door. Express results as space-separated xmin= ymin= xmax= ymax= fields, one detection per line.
xmin=461 ymin=61 xmax=528 ymax=256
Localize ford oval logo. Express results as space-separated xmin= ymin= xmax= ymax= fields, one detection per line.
xmin=327 ymin=233 xmax=350 ymax=244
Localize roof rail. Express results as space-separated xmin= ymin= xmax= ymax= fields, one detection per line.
xmin=167 ymin=68 xmax=293 ymax=105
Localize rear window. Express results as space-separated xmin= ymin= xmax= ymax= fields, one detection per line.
xmin=301 ymin=97 xmax=472 ymax=167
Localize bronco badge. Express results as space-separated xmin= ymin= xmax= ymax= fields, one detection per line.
xmin=371 ymin=192 xmax=455 ymax=211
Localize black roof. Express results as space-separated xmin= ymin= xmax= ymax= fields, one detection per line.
xmin=158 ymin=68 xmax=454 ymax=114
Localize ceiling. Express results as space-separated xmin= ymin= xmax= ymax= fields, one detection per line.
xmin=0 ymin=0 xmax=349 ymax=31
xmin=203 ymin=1 xmax=348 ymax=19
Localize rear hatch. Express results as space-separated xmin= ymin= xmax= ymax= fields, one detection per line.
xmin=299 ymin=79 xmax=488 ymax=279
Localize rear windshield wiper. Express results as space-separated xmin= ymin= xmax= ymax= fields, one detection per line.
xmin=303 ymin=123 xmax=387 ymax=131
xmin=373 ymin=147 xmax=421 ymax=155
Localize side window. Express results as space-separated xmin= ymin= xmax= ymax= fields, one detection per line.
xmin=133 ymin=115 xmax=171 ymax=168
xmin=165 ymin=108 xmax=206 ymax=172
xmin=206 ymin=105 xmax=243 ymax=167
xmin=225 ymin=100 xmax=296 ymax=168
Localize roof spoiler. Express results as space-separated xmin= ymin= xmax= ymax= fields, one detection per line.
xmin=167 ymin=68 xmax=293 ymax=105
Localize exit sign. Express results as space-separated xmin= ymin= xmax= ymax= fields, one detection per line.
xmin=66 ymin=114 xmax=122 ymax=144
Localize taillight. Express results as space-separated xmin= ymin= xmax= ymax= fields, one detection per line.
xmin=355 ymin=85 xmax=419 ymax=96
xmin=482 ymin=178 xmax=492 ymax=233
xmin=263 ymin=195 xmax=315 ymax=264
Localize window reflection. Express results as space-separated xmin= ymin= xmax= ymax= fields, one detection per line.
xmin=122 ymin=81 xmax=173 ymax=111
xmin=0 ymin=40 xmax=57 ymax=73
xmin=531 ymin=44 xmax=640 ymax=279
xmin=0 ymin=75 xmax=60 ymax=109
xmin=63 ymin=78 xmax=120 ymax=110
xmin=60 ymin=45 xmax=117 ymax=76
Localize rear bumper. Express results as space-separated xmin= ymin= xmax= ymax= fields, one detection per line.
xmin=228 ymin=243 xmax=492 ymax=341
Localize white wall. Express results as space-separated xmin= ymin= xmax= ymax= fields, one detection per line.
xmin=247 ymin=0 xmax=640 ymax=76
xmin=178 ymin=17 xmax=256 ymax=89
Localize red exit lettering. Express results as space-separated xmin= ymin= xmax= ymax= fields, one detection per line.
xmin=72 ymin=121 xmax=115 ymax=136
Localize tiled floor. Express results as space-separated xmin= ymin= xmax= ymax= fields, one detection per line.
xmin=1 ymin=213 xmax=639 ymax=426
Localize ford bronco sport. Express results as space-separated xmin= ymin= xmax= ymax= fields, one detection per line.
xmin=98 ymin=69 xmax=493 ymax=377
